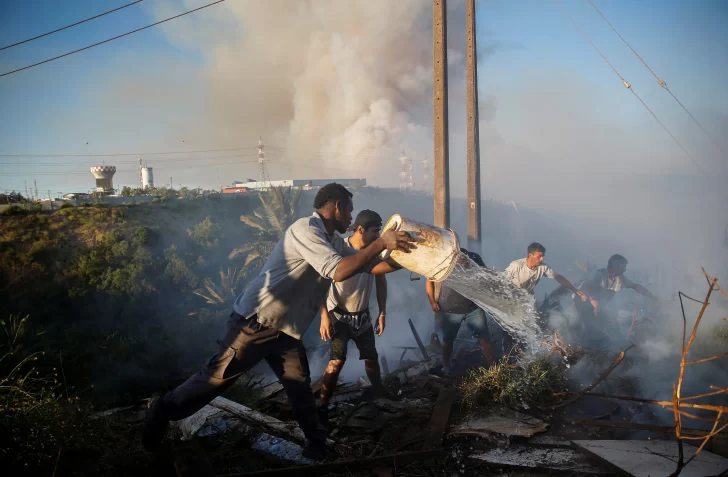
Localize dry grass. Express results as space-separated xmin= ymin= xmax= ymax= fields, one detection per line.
xmin=459 ymin=357 xmax=569 ymax=409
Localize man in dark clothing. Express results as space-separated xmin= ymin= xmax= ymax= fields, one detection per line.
xmin=425 ymin=249 xmax=496 ymax=374
xmin=142 ymin=183 xmax=414 ymax=460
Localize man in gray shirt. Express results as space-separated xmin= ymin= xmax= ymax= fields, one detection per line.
xmin=143 ymin=183 xmax=413 ymax=460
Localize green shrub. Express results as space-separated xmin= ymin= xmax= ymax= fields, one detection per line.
xmin=80 ymin=202 xmax=91 ymax=208
xmin=459 ymin=357 xmax=569 ymax=409
xmin=187 ymin=216 xmax=220 ymax=248
xmin=1 ymin=205 xmax=26 ymax=216
xmin=92 ymin=202 xmax=108 ymax=209
xmin=59 ymin=202 xmax=74 ymax=210
xmin=132 ymin=226 xmax=151 ymax=245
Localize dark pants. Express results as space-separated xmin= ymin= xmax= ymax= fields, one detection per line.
xmin=329 ymin=320 xmax=378 ymax=362
xmin=160 ymin=313 xmax=327 ymax=443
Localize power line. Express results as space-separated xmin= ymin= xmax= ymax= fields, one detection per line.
xmin=587 ymin=0 xmax=721 ymax=152
xmin=0 ymin=1 xmax=143 ymax=52
xmin=0 ymin=153 xmax=260 ymax=166
xmin=0 ymin=146 xmax=256 ymax=158
xmin=0 ymin=0 xmax=228 ymax=78
xmin=552 ymin=0 xmax=705 ymax=175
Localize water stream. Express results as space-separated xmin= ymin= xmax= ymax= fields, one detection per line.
xmin=443 ymin=252 xmax=547 ymax=355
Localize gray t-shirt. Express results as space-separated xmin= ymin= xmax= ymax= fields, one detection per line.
xmin=233 ymin=211 xmax=361 ymax=339
xmin=327 ymin=237 xmax=376 ymax=335
xmin=505 ymin=258 xmax=557 ymax=294
xmin=437 ymin=284 xmax=478 ymax=314
xmin=581 ymin=268 xmax=635 ymax=303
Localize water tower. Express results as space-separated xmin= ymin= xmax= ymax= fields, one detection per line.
xmin=142 ymin=167 xmax=154 ymax=189
xmin=90 ymin=165 xmax=116 ymax=194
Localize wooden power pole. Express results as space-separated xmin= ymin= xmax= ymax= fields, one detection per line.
xmin=433 ymin=0 xmax=450 ymax=229
xmin=466 ymin=0 xmax=481 ymax=248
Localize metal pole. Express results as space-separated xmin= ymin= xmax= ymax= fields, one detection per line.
xmin=466 ymin=0 xmax=481 ymax=248
xmin=433 ymin=0 xmax=450 ymax=228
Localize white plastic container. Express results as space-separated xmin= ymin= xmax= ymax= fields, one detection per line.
xmin=380 ymin=214 xmax=460 ymax=282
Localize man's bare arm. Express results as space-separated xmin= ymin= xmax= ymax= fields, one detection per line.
xmin=333 ymin=231 xmax=412 ymax=282
xmin=371 ymin=258 xmax=403 ymax=275
xmin=555 ymin=274 xmax=587 ymax=300
xmin=629 ymin=283 xmax=658 ymax=301
xmin=375 ymin=274 xmax=387 ymax=315
xmin=426 ymin=279 xmax=440 ymax=312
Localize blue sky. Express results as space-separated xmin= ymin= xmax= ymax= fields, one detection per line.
xmin=0 ymin=0 xmax=726 ymax=200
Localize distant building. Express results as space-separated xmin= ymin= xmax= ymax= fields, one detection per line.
xmin=222 ymin=187 xmax=248 ymax=194
xmin=63 ymin=193 xmax=91 ymax=200
xmin=231 ymin=178 xmax=367 ymax=191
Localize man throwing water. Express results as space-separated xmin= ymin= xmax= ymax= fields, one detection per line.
xmin=143 ymin=184 xmax=413 ymax=460
xmin=317 ymin=210 xmax=396 ymax=426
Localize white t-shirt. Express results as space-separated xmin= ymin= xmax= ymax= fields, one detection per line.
xmin=505 ymin=258 xmax=556 ymax=294
xmin=327 ymin=237 xmax=376 ymax=334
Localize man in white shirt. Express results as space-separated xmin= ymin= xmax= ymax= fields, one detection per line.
xmin=317 ymin=210 xmax=395 ymax=426
xmin=506 ymin=242 xmax=587 ymax=300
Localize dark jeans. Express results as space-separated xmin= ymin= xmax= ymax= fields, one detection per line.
xmin=160 ymin=313 xmax=327 ymax=443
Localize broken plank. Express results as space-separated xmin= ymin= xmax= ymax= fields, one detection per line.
xmin=219 ymin=449 xmax=446 ymax=476
xmin=408 ymin=318 xmax=430 ymax=362
xmin=209 ymin=396 xmax=335 ymax=449
xmin=572 ymin=439 xmax=728 ymax=477
xmin=422 ymin=386 xmax=457 ymax=449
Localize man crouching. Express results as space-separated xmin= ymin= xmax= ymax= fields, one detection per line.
xmin=317 ymin=210 xmax=395 ymax=426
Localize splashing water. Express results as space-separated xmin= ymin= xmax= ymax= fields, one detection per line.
xmin=443 ymin=253 xmax=547 ymax=354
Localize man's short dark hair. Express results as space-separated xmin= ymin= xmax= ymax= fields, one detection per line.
xmin=527 ymin=242 xmax=546 ymax=255
xmin=608 ymin=254 xmax=628 ymax=268
xmin=313 ymin=183 xmax=353 ymax=209
xmin=460 ymin=248 xmax=486 ymax=267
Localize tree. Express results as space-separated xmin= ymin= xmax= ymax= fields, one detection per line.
xmin=189 ymin=266 xmax=244 ymax=317
xmin=229 ymin=186 xmax=303 ymax=278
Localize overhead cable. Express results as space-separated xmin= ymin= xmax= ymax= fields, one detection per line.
xmin=553 ymin=0 xmax=705 ymax=175
xmin=0 ymin=1 xmax=144 ymax=52
xmin=0 ymin=0 xmax=228 ymax=78
xmin=587 ymin=0 xmax=721 ymax=152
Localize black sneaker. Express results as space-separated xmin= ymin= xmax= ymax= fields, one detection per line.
xmin=302 ymin=439 xmax=328 ymax=461
xmin=142 ymin=396 xmax=169 ymax=451
xmin=317 ymin=406 xmax=329 ymax=429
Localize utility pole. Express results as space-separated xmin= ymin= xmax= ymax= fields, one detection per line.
xmin=48 ymin=190 xmax=53 ymax=211
xmin=34 ymin=177 xmax=38 ymax=201
xmin=24 ymin=180 xmax=28 ymax=199
xmin=170 ymin=177 xmax=173 ymax=190
xmin=466 ymin=0 xmax=481 ymax=249
xmin=433 ymin=0 xmax=450 ymax=228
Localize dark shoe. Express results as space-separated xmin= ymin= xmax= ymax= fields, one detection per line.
xmin=317 ymin=406 xmax=329 ymax=429
xmin=142 ymin=396 xmax=169 ymax=451
xmin=302 ymin=439 xmax=328 ymax=461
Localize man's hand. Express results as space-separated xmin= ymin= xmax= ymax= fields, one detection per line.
xmin=320 ymin=311 xmax=334 ymax=341
xmin=380 ymin=229 xmax=415 ymax=253
xmin=575 ymin=290 xmax=588 ymax=302
xmin=429 ymin=299 xmax=441 ymax=313
xmin=375 ymin=312 xmax=386 ymax=336
xmin=589 ymin=297 xmax=600 ymax=317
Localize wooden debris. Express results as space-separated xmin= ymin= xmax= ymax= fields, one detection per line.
xmin=449 ymin=405 xmax=548 ymax=438
xmin=571 ymin=439 xmax=728 ymax=477
xmin=408 ymin=318 xmax=430 ymax=362
xmin=221 ymin=448 xmax=446 ymax=476
xmin=209 ymin=396 xmax=335 ymax=449
xmin=423 ymin=386 xmax=457 ymax=449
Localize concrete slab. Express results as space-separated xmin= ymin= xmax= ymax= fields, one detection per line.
xmin=470 ymin=445 xmax=609 ymax=474
xmin=572 ymin=439 xmax=728 ymax=477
